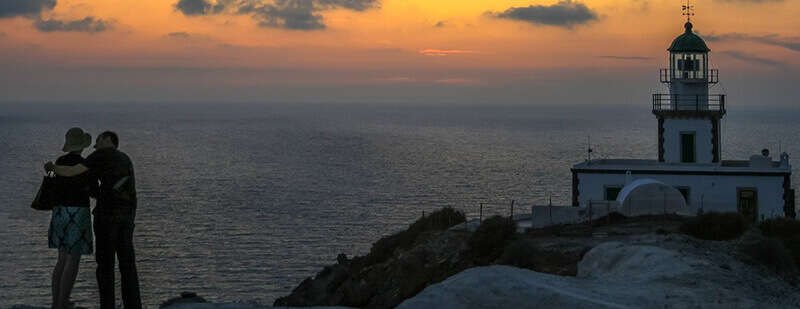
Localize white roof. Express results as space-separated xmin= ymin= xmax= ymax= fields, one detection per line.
xmin=573 ymin=159 xmax=790 ymax=174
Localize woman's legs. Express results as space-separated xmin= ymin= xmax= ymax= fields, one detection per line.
xmin=51 ymin=250 xmax=66 ymax=309
xmin=56 ymin=252 xmax=81 ymax=309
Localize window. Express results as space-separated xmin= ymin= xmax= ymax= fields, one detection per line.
xmin=680 ymin=132 xmax=696 ymax=163
xmin=672 ymin=53 xmax=706 ymax=79
xmin=678 ymin=59 xmax=696 ymax=71
xmin=605 ymin=186 xmax=623 ymax=201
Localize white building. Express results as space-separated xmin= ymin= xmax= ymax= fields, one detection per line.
xmin=570 ymin=21 xmax=795 ymax=222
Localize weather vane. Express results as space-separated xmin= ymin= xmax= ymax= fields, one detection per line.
xmin=682 ymin=0 xmax=694 ymax=22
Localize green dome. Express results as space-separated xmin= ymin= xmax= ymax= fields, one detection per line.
xmin=668 ymin=22 xmax=710 ymax=52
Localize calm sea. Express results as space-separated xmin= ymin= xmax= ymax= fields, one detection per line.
xmin=1 ymin=102 xmax=798 ymax=307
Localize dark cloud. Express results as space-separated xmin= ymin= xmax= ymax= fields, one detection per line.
xmin=174 ymin=0 xmax=378 ymax=30
xmin=490 ymin=0 xmax=599 ymax=28
xmin=704 ymin=33 xmax=800 ymax=52
xmin=0 ymin=31 xmax=6 ymax=37
xmin=721 ymin=51 xmax=785 ymax=67
xmin=252 ymin=0 xmax=325 ymax=30
xmin=598 ymin=56 xmax=653 ymax=60
xmin=165 ymin=31 xmax=191 ymax=38
xmin=175 ymin=0 xmax=212 ymax=15
xmin=210 ymin=0 xmax=234 ymax=12
xmin=316 ymin=0 xmax=376 ymax=11
xmin=33 ymin=16 xmax=110 ymax=32
xmin=365 ymin=48 xmax=402 ymax=53
xmin=236 ymin=2 xmax=256 ymax=13
xmin=218 ymin=42 xmax=251 ymax=48
xmin=435 ymin=20 xmax=446 ymax=27
xmin=1 ymin=0 xmax=113 ymax=33
xmin=0 ymin=0 xmax=56 ymax=18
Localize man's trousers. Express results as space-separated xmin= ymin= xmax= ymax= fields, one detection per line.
xmin=94 ymin=208 xmax=141 ymax=309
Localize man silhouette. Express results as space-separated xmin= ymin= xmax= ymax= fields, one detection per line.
xmin=46 ymin=131 xmax=141 ymax=309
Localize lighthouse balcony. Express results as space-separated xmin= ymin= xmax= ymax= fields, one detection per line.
xmin=660 ymin=69 xmax=718 ymax=84
xmin=652 ymin=94 xmax=726 ymax=117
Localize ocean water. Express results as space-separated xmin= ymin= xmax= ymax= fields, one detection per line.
xmin=1 ymin=102 xmax=798 ymax=307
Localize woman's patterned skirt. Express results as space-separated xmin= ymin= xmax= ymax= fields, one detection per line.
xmin=48 ymin=206 xmax=93 ymax=255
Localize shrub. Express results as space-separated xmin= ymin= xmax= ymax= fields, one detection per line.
xmin=679 ymin=212 xmax=748 ymax=241
xmin=760 ymin=218 xmax=800 ymax=238
xmin=408 ymin=207 xmax=467 ymax=236
xmin=470 ymin=215 xmax=518 ymax=262
xmin=784 ymin=240 xmax=800 ymax=273
xmin=759 ymin=218 xmax=800 ymax=271
xmin=364 ymin=207 xmax=466 ymax=265
xmin=743 ymin=238 xmax=798 ymax=275
xmin=498 ymin=240 xmax=586 ymax=276
xmin=593 ymin=212 xmax=628 ymax=226
xmin=365 ymin=233 xmax=404 ymax=266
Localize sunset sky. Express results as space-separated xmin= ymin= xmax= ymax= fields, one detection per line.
xmin=1 ymin=0 xmax=798 ymax=104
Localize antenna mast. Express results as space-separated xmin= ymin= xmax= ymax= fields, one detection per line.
xmin=587 ymin=135 xmax=593 ymax=165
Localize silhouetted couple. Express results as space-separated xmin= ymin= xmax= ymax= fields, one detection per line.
xmin=45 ymin=128 xmax=141 ymax=309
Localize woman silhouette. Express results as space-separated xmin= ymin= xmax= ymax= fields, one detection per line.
xmin=48 ymin=128 xmax=96 ymax=309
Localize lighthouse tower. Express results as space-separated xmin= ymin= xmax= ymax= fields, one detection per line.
xmin=653 ymin=18 xmax=724 ymax=164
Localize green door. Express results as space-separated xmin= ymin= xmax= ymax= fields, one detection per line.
xmin=681 ymin=133 xmax=695 ymax=163
xmin=738 ymin=189 xmax=758 ymax=222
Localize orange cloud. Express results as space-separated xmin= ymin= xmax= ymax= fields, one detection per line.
xmin=433 ymin=78 xmax=479 ymax=84
xmin=418 ymin=49 xmax=482 ymax=56
xmin=378 ymin=77 xmax=416 ymax=83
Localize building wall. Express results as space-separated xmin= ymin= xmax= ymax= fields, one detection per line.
xmin=576 ymin=172 xmax=786 ymax=220
xmin=663 ymin=118 xmax=714 ymax=164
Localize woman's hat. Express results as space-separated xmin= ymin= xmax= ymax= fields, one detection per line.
xmin=62 ymin=127 xmax=92 ymax=152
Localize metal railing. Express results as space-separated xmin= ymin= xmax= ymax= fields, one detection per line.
xmin=652 ymin=94 xmax=726 ymax=111
xmin=660 ymin=69 xmax=718 ymax=84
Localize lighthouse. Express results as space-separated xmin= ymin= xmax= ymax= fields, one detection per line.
xmin=563 ymin=7 xmax=795 ymax=223
xmin=654 ymin=20 xmax=725 ymax=164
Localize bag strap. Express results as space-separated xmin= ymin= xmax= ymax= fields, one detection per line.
xmin=113 ymin=176 xmax=130 ymax=191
